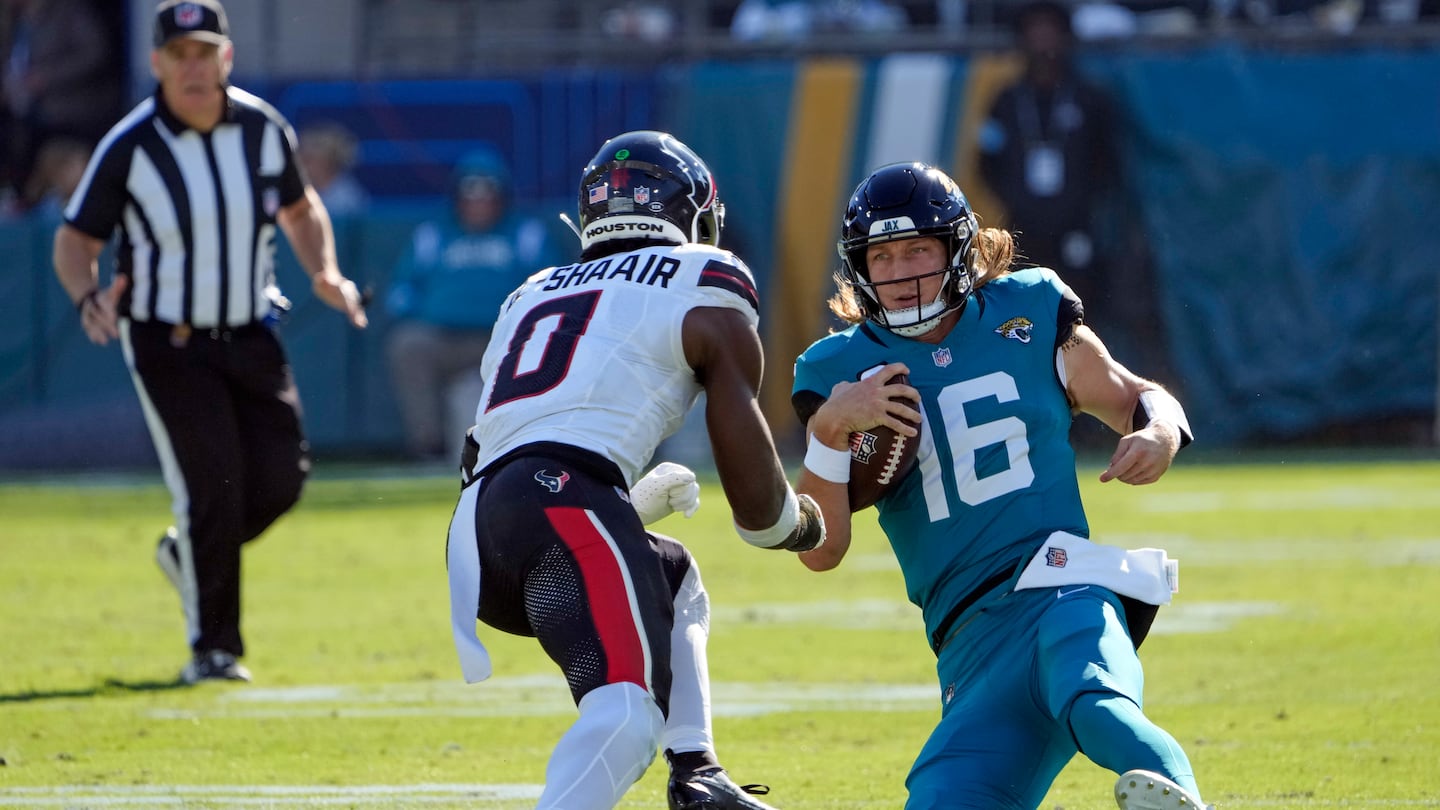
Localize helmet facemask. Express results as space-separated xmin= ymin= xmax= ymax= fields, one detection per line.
xmin=836 ymin=162 xmax=980 ymax=337
xmin=840 ymin=218 xmax=977 ymax=337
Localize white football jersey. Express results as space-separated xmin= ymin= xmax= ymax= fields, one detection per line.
xmin=469 ymin=242 xmax=761 ymax=486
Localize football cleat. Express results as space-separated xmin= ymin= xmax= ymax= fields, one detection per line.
xmin=1115 ymin=769 xmax=1214 ymax=810
xmin=181 ymin=650 xmax=252 ymax=685
xmin=666 ymin=753 xmax=778 ymax=810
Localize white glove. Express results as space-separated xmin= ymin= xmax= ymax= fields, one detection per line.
xmin=630 ymin=462 xmax=701 ymax=525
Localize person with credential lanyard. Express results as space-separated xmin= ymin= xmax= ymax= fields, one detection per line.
xmin=978 ymin=0 xmax=1119 ymax=322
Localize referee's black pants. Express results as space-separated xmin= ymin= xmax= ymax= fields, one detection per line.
xmin=122 ymin=319 xmax=309 ymax=657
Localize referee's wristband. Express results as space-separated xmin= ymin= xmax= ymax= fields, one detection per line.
xmin=803 ymin=433 xmax=851 ymax=484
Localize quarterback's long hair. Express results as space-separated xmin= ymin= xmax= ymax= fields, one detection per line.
xmin=827 ymin=226 xmax=1017 ymax=327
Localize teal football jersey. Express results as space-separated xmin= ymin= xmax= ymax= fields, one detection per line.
xmin=793 ymin=268 xmax=1090 ymax=646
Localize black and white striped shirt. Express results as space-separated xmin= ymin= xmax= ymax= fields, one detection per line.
xmin=65 ymin=85 xmax=306 ymax=329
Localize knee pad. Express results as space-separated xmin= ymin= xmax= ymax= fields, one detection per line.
xmin=540 ymin=681 xmax=663 ymax=809
xmin=576 ymin=681 xmax=664 ymax=769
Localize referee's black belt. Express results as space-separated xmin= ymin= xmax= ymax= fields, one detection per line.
xmin=130 ymin=318 xmax=266 ymax=342
xmin=929 ymin=559 xmax=1022 ymax=654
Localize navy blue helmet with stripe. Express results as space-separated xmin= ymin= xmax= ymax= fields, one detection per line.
xmin=577 ymin=130 xmax=724 ymax=256
xmin=838 ymin=162 xmax=978 ymax=337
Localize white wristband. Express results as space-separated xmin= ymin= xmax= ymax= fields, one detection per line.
xmin=803 ymin=433 xmax=851 ymax=484
xmin=734 ymin=486 xmax=801 ymax=549
xmin=1138 ymin=389 xmax=1193 ymax=448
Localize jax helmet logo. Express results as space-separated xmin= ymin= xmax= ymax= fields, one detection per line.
xmin=871 ymin=216 xmax=916 ymax=236
xmin=995 ymin=317 xmax=1034 ymax=344
xmin=534 ymin=470 xmax=570 ymax=493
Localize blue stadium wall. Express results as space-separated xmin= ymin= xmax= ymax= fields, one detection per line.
xmin=3 ymin=46 xmax=1437 ymax=469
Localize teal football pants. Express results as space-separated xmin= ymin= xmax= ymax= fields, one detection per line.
xmin=905 ymin=586 xmax=1196 ymax=808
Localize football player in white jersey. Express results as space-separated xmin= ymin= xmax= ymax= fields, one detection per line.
xmin=446 ymin=131 xmax=824 ymax=810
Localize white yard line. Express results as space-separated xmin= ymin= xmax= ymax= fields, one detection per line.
xmin=131 ymin=595 xmax=1276 ymax=723
xmin=143 ymin=678 xmax=940 ymax=721
xmin=1136 ymin=486 xmax=1440 ymax=513
xmin=717 ymin=598 xmax=1283 ymax=636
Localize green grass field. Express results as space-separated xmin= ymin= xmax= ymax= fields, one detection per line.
xmin=3 ymin=455 xmax=1439 ymax=809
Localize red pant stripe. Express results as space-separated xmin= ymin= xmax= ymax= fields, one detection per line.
xmin=545 ymin=506 xmax=649 ymax=690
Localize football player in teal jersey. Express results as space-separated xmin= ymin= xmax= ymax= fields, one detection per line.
xmin=791 ymin=163 xmax=1211 ymax=810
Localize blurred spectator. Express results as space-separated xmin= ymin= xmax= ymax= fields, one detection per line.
xmin=1067 ymin=0 xmax=1439 ymax=34
xmin=384 ymin=146 xmax=564 ymax=461
xmin=1207 ymin=0 xmax=1438 ymax=27
xmin=1365 ymin=0 xmax=1440 ymax=22
xmin=978 ymin=0 xmax=1119 ymax=326
xmin=0 ymin=0 xmax=121 ymax=205
xmin=22 ymin=135 xmax=86 ymax=220
xmin=602 ymin=1 xmax=677 ymax=42
xmin=979 ymin=0 xmax=1161 ymax=450
xmin=1070 ymin=2 xmax=1204 ymax=38
xmin=297 ymin=122 xmax=369 ymax=218
xmin=731 ymin=0 xmax=907 ymax=41
xmin=731 ymin=0 xmax=820 ymax=39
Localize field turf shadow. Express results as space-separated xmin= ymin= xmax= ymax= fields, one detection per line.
xmin=0 ymin=676 xmax=189 ymax=702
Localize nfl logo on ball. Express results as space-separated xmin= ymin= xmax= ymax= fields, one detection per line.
xmin=850 ymin=431 xmax=877 ymax=464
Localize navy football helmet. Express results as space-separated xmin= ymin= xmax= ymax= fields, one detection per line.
xmin=838 ymin=162 xmax=978 ymax=336
xmin=577 ymin=130 xmax=724 ymax=255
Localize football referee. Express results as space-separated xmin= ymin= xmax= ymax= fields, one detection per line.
xmin=52 ymin=0 xmax=368 ymax=685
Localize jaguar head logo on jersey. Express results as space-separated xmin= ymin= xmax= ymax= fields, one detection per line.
xmin=995 ymin=317 xmax=1034 ymax=344
xmin=850 ymin=431 xmax=878 ymax=464
xmin=534 ymin=470 xmax=571 ymax=493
